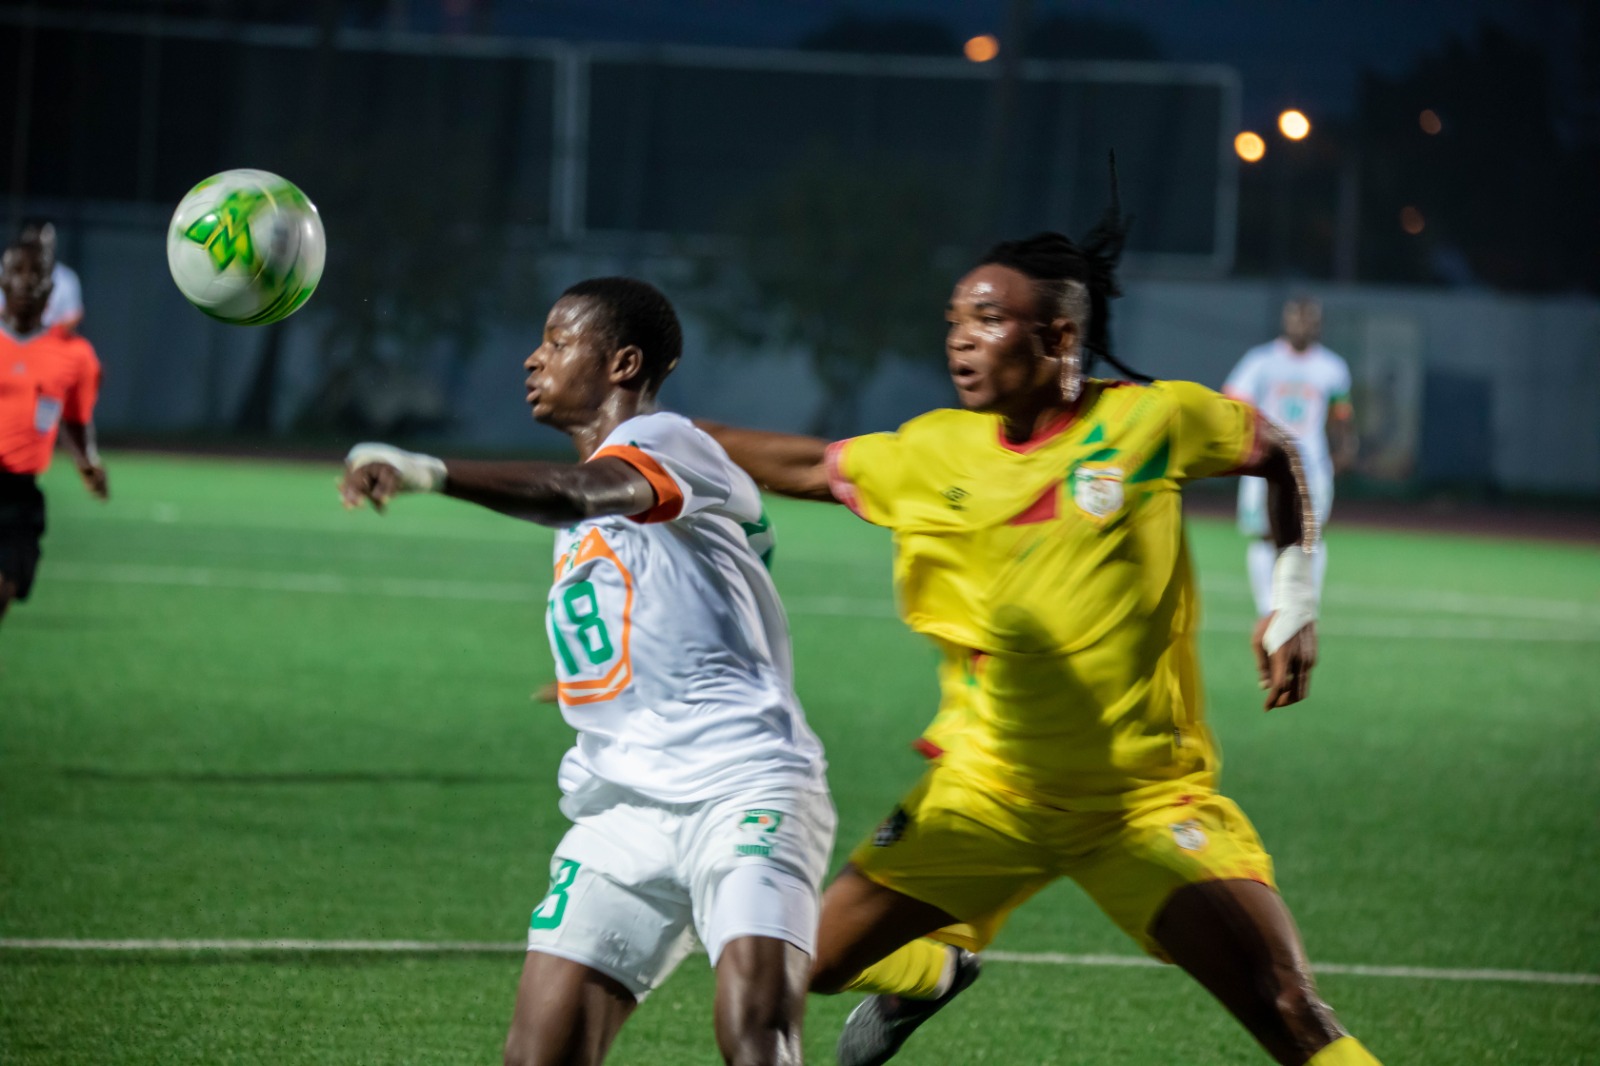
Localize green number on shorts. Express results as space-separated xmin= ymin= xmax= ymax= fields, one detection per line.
xmin=561 ymin=581 xmax=614 ymax=665
xmin=529 ymin=859 xmax=580 ymax=930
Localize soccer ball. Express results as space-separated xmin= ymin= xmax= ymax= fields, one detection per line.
xmin=166 ymin=169 xmax=325 ymax=325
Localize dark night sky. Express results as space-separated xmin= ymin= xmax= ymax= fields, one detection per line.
xmin=476 ymin=0 xmax=1580 ymax=129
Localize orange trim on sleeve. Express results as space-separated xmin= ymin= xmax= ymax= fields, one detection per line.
xmin=824 ymin=439 xmax=869 ymax=520
xmin=592 ymin=444 xmax=684 ymax=523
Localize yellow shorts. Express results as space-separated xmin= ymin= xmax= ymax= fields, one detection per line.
xmin=849 ymin=764 xmax=1275 ymax=958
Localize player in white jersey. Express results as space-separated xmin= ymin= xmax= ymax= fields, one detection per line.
xmin=339 ymin=277 xmax=833 ymax=1066
xmin=1224 ymin=297 xmax=1357 ymax=617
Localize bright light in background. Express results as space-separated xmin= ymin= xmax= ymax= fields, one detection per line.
xmin=1400 ymin=206 xmax=1426 ymax=235
xmin=1234 ymin=131 xmax=1266 ymax=163
xmin=1419 ymin=109 xmax=1443 ymax=135
xmin=964 ymin=35 xmax=999 ymax=63
xmin=1278 ymin=109 xmax=1311 ymax=140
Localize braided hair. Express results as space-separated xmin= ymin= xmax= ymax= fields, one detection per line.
xmin=977 ymin=156 xmax=1150 ymax=382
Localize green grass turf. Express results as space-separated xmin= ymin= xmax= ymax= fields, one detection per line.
xmin=3 ymin=453 xmax=1598 ymax=1064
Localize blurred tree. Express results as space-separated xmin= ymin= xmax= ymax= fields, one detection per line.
xmin=693 ymin=154 xmax=960 ymax=437
xmin=799 ymin=14 xmax=960 ymax=56
xmin=1354 ymin=24 xmax=1598 ymax=292
xmin=288 ymin=50 xmax=530 ymax=435
xmin=224 ymin=8 xmax=535 ymax=436
xmin=1229 ymin=23 xmax=1597 ymax=293
xmin=1025 ymin=12 xmax=1164 ymax=61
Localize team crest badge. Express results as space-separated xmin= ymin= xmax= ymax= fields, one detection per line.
xmin=1072 ymin=466 xmax=1124 ymax=519
xmin=735 ymin=809 xmax=785 ymax=857
xmin=873 ymin=807 xmax=910 ymax=847
xmin=1171 ymin=819 xmax=1208 ymax=852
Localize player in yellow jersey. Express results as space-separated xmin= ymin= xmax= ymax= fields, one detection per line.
xmin=701 ymin=220 xmax=1382 ymax=1066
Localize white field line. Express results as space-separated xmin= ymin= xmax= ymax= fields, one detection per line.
xmin=1 ymin=938 xmax=1594 ymax=986
xmin=1202 ymin=580 xmax=1600 ymax=625
xmin=983 ymin=951 xmax=1600 ymax=987
xmin=0 ymin=938 xmax=518 ymax=953
xmin=45 ymin=563 xmax=1600 ymax=643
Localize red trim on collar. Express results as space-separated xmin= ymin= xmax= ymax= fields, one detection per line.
xmin=997 ymin=407 xmax=1078 ymax=454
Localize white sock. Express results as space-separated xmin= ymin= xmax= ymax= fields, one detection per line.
xmin=1247 ymin=540 xmax=1276 ymax=617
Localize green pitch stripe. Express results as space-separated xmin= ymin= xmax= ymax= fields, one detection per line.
xmin=39 ymin=563 xmax=1600 ymax=642
xmin=1 ymin=940 xmax=1594 ymax=986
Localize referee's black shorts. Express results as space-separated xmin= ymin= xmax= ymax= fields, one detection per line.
xmin=0 ymin=469 xmax=46 ymax=600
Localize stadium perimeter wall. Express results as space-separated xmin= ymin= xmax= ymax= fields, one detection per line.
xmin=68 ymin=229 xmax=1600 ymax=497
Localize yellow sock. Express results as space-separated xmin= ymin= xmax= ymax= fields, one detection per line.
xmin=842 ymin=938 xmax=951 ymax=999
xmin=1307 ymin=1037 xmax=1382 ymax=1065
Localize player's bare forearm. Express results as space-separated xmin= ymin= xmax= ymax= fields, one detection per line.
xmin=440 ymin=458 xmax=654 ymax=526
xmin=59 ymin=419 xmax=97 ymax=468
xmin=1237 ymin=421 xmax=1315 ymax=552
xmin=59 ymin=420 xmax=109 ymax=500
xmin=1328 ymin=416 xmax=1358 ymax=474
xmin=696 ymin=421 xmax=834 ymax=502
xmin=1234 ymin=420 xmax=1319 ymax=708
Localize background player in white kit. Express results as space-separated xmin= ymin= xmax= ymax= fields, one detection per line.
xmin=339 ymin=277 xmax=834 ymax=1066
xmin=1224 ymin=297 xmax=1357 ymax=616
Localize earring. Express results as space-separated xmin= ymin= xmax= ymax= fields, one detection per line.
xmin=1060 ymin=348 xmax=1083 ymax=403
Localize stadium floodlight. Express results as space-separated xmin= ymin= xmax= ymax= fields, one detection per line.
xmin=1419 ymin=109 xmax=1442 ymax=135
xmin=1278 ymin=109 xmax=1311 ymax=140
xmin=1234 ymin=131 xmax=1266 ymax=162
xmin=964 ymin=35 xmax=999 ymax=62
xmin=1400 ymin=205 xmax=1425 ymax=234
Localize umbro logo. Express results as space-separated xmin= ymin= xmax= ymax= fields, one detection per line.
xmin=873 ymin=807 xmax=909 ymax=847
xmin=942 ymin=486 xmax=969 ymax=510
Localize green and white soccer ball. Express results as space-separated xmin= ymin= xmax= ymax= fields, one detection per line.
xmin=166 ymin=168 xmax=325 ymax=325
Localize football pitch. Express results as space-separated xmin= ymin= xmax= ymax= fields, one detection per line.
xmin=2 ymin=454 xmax=1597 ymax=1065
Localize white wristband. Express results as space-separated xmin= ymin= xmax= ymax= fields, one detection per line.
xmin=345 ymin=442 xmax=447 ymax=494
xmin=1262 ymin=546 xmax=1318 ymax=655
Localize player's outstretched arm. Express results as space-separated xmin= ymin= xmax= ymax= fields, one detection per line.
xmin=59 ymin=420 xmax=108 ymax=501
xmin=696 ymin=421 xmax=835 ymax=502
xmin=1232 ymin=420 xmax=1318 ymax=711
xmin=340 ymin=444 xmax=654 ymax=526
xmin=1328 ymin=411 xmax=1359 ymax=475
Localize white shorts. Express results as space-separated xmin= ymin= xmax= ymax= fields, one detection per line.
xmin=1237 ymin=471 xmax=1332 ymax=538
xmin=525 ymin=781 xmax=836 ymax=999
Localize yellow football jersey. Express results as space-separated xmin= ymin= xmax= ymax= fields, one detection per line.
xmin=829 ymin=379 xmax=1262 ymax=808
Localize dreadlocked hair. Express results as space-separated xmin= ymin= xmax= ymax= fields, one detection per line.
xmin=977 ymin=154 xmax=1150 ymax=382
xmin=561 ymin=276 xmax=684 ymax=392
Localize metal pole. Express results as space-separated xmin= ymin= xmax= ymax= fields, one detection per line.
xmin=551 ymin=46 xmax=589 ymax=242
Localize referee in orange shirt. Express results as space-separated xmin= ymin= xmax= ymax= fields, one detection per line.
xmin=0 ymin=239 xmax=107 ymax=630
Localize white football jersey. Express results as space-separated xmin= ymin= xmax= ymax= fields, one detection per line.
xmin=545 ymin=411 xmax=826 ymax=804
xmin=1223 ymin=338 xmax=1352 ymax=480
